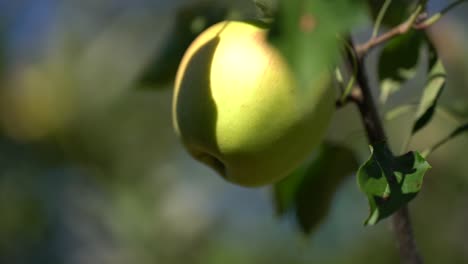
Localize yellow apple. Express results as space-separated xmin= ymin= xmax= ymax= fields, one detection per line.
xmin=173 ymin=20 xmax=335 ymax=187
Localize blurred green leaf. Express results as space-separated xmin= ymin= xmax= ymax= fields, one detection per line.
xmin=440 ymin=122 xmax=468 ymax=144
xmin=137 ymin=2 xmax=228 ymax=88
xmin=274 ymin=141 xmax=359 ymax=234
xmin=384 ymin=104 xmax=415 ymax=121
xmin=273 ymin=163 xmax=307 ymax=216
xmin=411 ymin=42 xmax=446 ymax=134
xmin=0 ymin=137 xmax=61 ymax=252
xmin=0 ymin=181 xmax=46 ymax=248
xmin=253 ymin=0 xmax=277 ymax=19
xmin=0 ymin=23 xmax=6 ymax=81
xmin=268 ymin=0 xmax=365 ymax=90
xmin=422 ymin=122 xmax=468 ymax=157
xmin=367 ymin=0 xmax=417 ymax=28
xmin=357 ymin=143 xmax=430 ymax=225
xmin=378 ymin=31 xmax=424 ymax=103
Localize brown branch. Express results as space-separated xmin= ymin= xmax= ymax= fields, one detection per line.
xmin=356 ymin=0 xmax=467 ymax=58
xmin=345 ymin=38 xmax=424 ymax=264
xmin=335 ymin=1 xmax=468 ymax=261
xmin=345 ymin=43 xmax=386 ymax=144
xmin=356 ymin=13 xmax=429 ymax=58
xmin=335 ymin=86 xmax=362 ymax=108
xmin=393 ymin=207 xmax=424 ymax=264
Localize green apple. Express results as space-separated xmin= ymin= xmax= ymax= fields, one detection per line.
xmin=173 ymin=20 xmax=335 ymax=187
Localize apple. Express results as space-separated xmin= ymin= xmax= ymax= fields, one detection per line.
xmin=173 ymin=20 xmax=335 ymax=187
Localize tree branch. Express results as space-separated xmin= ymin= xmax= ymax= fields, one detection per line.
xmin=345 ymin=39 xmax=424 ymax=264
xmin=334 ymin=0 xmax=468 ymax=262
xmin=355 ymin=0 xmax=467 ymax=58
xmin=356 ymin=10 xmax=425 ymax=58
xmin=393 ymin=207 xmax=424 ymax=264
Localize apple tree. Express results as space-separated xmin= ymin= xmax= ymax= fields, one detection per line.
xmin=139 ymin=1 xmax=468 ymax=263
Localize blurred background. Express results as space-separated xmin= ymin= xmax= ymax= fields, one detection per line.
xmin=0 ymin=0 xmax=467 ymax=263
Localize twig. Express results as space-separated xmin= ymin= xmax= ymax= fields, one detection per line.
xmin=356 ymin=5 xmax=425 ymax=58
xmin=344 ymin=38 xmax=424 ymax=264
xmin=356 ymin=0 xmax=467 ymax=58
xmin=335 ymin=1 xmax=468 ymax=262
xmin=345 ymin=40 xmax=386 ymax=143
xmin=371 ymin=0 xmax=393 ymax=39
xmin=414 ymin=0 xmax=468 ymax=29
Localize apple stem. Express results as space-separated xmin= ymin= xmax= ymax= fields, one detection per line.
xmin=345 ymin=37 xmax=424 ymax=264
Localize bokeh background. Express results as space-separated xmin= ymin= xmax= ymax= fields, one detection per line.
xmin=0 ymin=0 xmax=467 ymax=263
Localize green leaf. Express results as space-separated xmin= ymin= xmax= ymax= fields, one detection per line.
xmin=274 ymin=141 xmax=359 ymax=234
xmin=384 ymin=104 xmax=416 ymax=121
xmin=367 ymin=0 xmax=417 ymax=28
xmin=442 ymin=123 xmax=468 ymax=144
xmin=273 ymin=164 xmax=307 ymax=216
xmin=268 ymin=0 xmax=365 ymax=90
xmin=422 ymin=122 xmax=468 ymax=157
xmin=0 ymin=23 xmax=6 ymax=80
xmin=411 ymin=43 xmax=446 ymax=134
xmin=378 ymin=31 xmax=424 ymax=103
xmin=357 ymin=143 xmax=430 ymax=225
xmin=137 ymin=2 xmax=228 ymax=88
xmin=253 ymin=0 xmax=277 ymax=19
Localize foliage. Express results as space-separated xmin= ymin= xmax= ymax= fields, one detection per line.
xmin=0 ymin=0 xmax=468 ymax=263
xmin=274 ymin=142 xmax=359 ymax=233
xmin=357 ymin=143 xmax=430 ymax=225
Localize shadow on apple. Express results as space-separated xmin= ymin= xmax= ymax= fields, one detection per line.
xmin=174 ymin=36 xmax=226 ymax=177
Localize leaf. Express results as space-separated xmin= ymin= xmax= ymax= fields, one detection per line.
xmin=411 ymin=42 xmax=447 ymax=134
xmin=274 ymin=141 xmax=359 ymax=234
xmin=0 ymin=23 xmax=6 ymax=80
xmin=137 ymin=2 xmax=228 ymax=88
xmin=443 ymin=123 xmax=468 ymax=143
xmin=254 ymin=0 xmax=277 ymax=19
xmin=273 ymin=164 xmax=307 ymax=216
xmin=378 ymin=31 xmax=424 ymax=103
xmin=385 ymin=104 xmax=416 ymax=121
xmin=367 ymin=0 xmax=417 ymax=27
xmin=357 ymin=143 xmax=430 ymax=225
xmin=422 ymin=122 xmax=468 ymax=157
xmin=268 ymin=0 xmax=365 ymax=90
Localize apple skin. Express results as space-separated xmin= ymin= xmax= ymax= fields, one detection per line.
xmin=173 ymin=20 xmax=335 ymax=187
